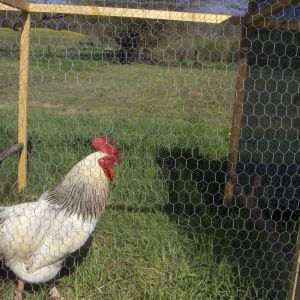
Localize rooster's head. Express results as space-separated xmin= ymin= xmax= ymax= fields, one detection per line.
xmin=92 ymin=136 xmax=121 ymax=182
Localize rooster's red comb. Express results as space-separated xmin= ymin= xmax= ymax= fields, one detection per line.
xmin=92 ymin=136 xmax=120 ymax=162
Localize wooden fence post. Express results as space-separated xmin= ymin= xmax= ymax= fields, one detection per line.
xmin=288 ymin=221 xmax=300 ymax=300
xmin=223 ymin=0 xmax=259 ymax=205
xmin=18 ymin=11 xmax=31 ymax=191
xmin=223 ymin=25 xmax=248 ymax=205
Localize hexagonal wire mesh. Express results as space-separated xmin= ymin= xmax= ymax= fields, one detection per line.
xmin=0 ymin=0 xmax=299 ymax=299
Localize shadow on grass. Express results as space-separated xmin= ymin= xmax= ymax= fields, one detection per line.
xmin=155 ymin=146 xmax=298 ymax=300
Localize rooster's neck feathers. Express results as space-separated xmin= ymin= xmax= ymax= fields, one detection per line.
xmin=44 ymin=152 xmax=109 ymax=220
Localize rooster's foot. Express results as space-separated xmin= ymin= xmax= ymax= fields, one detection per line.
xmin=48 ymin=286 xmax=65 ymax=300
xmin=12 ymin=279 xmax=24 ymax=300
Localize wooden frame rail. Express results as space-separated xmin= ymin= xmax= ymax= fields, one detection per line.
xmin=244 ymin=0 xmax=300 ymax=25
xmin=0 ymin=144 xmax=23 ymax=165
xmin=0 ymin=3 xmax=18 ymax=10
xmin=0 ymin=0 xmax=231 ymax=23
xmin=1 ymin=0 xmax=298 ymax=29
xmin=1 ymin=0 xmax=297 ymax=20
xmin=288 ymin=222 xmax=300 ymax=300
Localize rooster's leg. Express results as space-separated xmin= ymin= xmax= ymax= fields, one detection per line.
xmin=13 ymin=279 xmax=24 ymax=300
xmin=48 ymin=286 xmax=65 ymax=300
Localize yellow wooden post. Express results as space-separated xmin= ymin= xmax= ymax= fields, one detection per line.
xmin=18 ymin=11 xmax=31 ymax=191
xmin=223 ymin=26 xmax=248 ymax=205
xmin=224 ymin=0 xmax=258 ymax=205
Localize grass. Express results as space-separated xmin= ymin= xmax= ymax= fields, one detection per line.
xmin=0 ymin=212 xmax=248 ymax=299
xmin=0 ymin=27 xmax=239 ymax=65
xmin=0 ymin=28 xmax=85 ymax=44
xmin=0 ymin=109 xmax=252 ymax=299
xmin=1 ymin=57 xmax=235 ymax=128
xmin=0 ymin=47 xmax=249 ymax=299
xmin=0 ymin=27 xmax=295 ymax=299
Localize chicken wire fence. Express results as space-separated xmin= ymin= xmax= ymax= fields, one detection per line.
xmin=0 ymin=0 xmax=299 ymax=299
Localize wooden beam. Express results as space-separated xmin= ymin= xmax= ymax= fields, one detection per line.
xmin=223 ymin=28 xmax=248 ymax=205
xmin=255 ymin=19 xmax=300 ymax=31
xmin=30 ymin=4 xmax=231 ymax=23
xmin=0 ymin=3 xmax=19 ymax=10
xmin=222 ymin=15 xmax=300 ymax=31
xmin=245 ymin=0 xmax=299 ymax=25
xmin=288 ymin=222 xmax=300 ymax=300
xmin=223 ymin=0 xmax=258 ymax=205
xmin=1 ymin=0 xmax=298 ymax=27
xmin=1 ymin=0 xmax=231 ymax=23
xmin=0 ymin=144 xmax=23 ymax=165
xmin=17 ymin=11 xmax=30 ymax=191
xmin=1 ymin=0 xmax=29 ymax=11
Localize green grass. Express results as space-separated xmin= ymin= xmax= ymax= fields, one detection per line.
xmin=0 ymin=27 xmax=239 ymax=65
xmin=1 ymin=57 xmax=235 ymax=129
xmin=0 ymin=212 xmax=249 ymax=300
xmin=0 ymin=52 xmax=251 ymax=299
xmin=0 ymin=27 xmax=290 ymax=299
xmin=0 ymin=108 xmax=254 ymax=299
xmin=0 ymin=28 xmax=85 ymax=44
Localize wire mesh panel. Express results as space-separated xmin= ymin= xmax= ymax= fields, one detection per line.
xmin=235 ymin=20 xmax=300 ymax=299
xmin=0 ymin=8 xmax=20 ymax=197
xmin=0 ymin=0 xmax=299 ymax=299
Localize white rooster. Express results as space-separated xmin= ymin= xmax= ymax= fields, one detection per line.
xmin=0 ymin=136 xmax=120 ymax=300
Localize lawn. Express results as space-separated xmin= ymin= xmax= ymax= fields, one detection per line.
xmin=0 ymin=27 xmax=286 ymax=299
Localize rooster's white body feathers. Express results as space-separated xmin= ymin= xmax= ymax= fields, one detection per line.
xmin=0 ymin=151 xmax=109 ymax=284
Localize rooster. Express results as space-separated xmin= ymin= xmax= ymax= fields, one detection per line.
xmin=0 ymin=136 xmax=120 ymax=300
